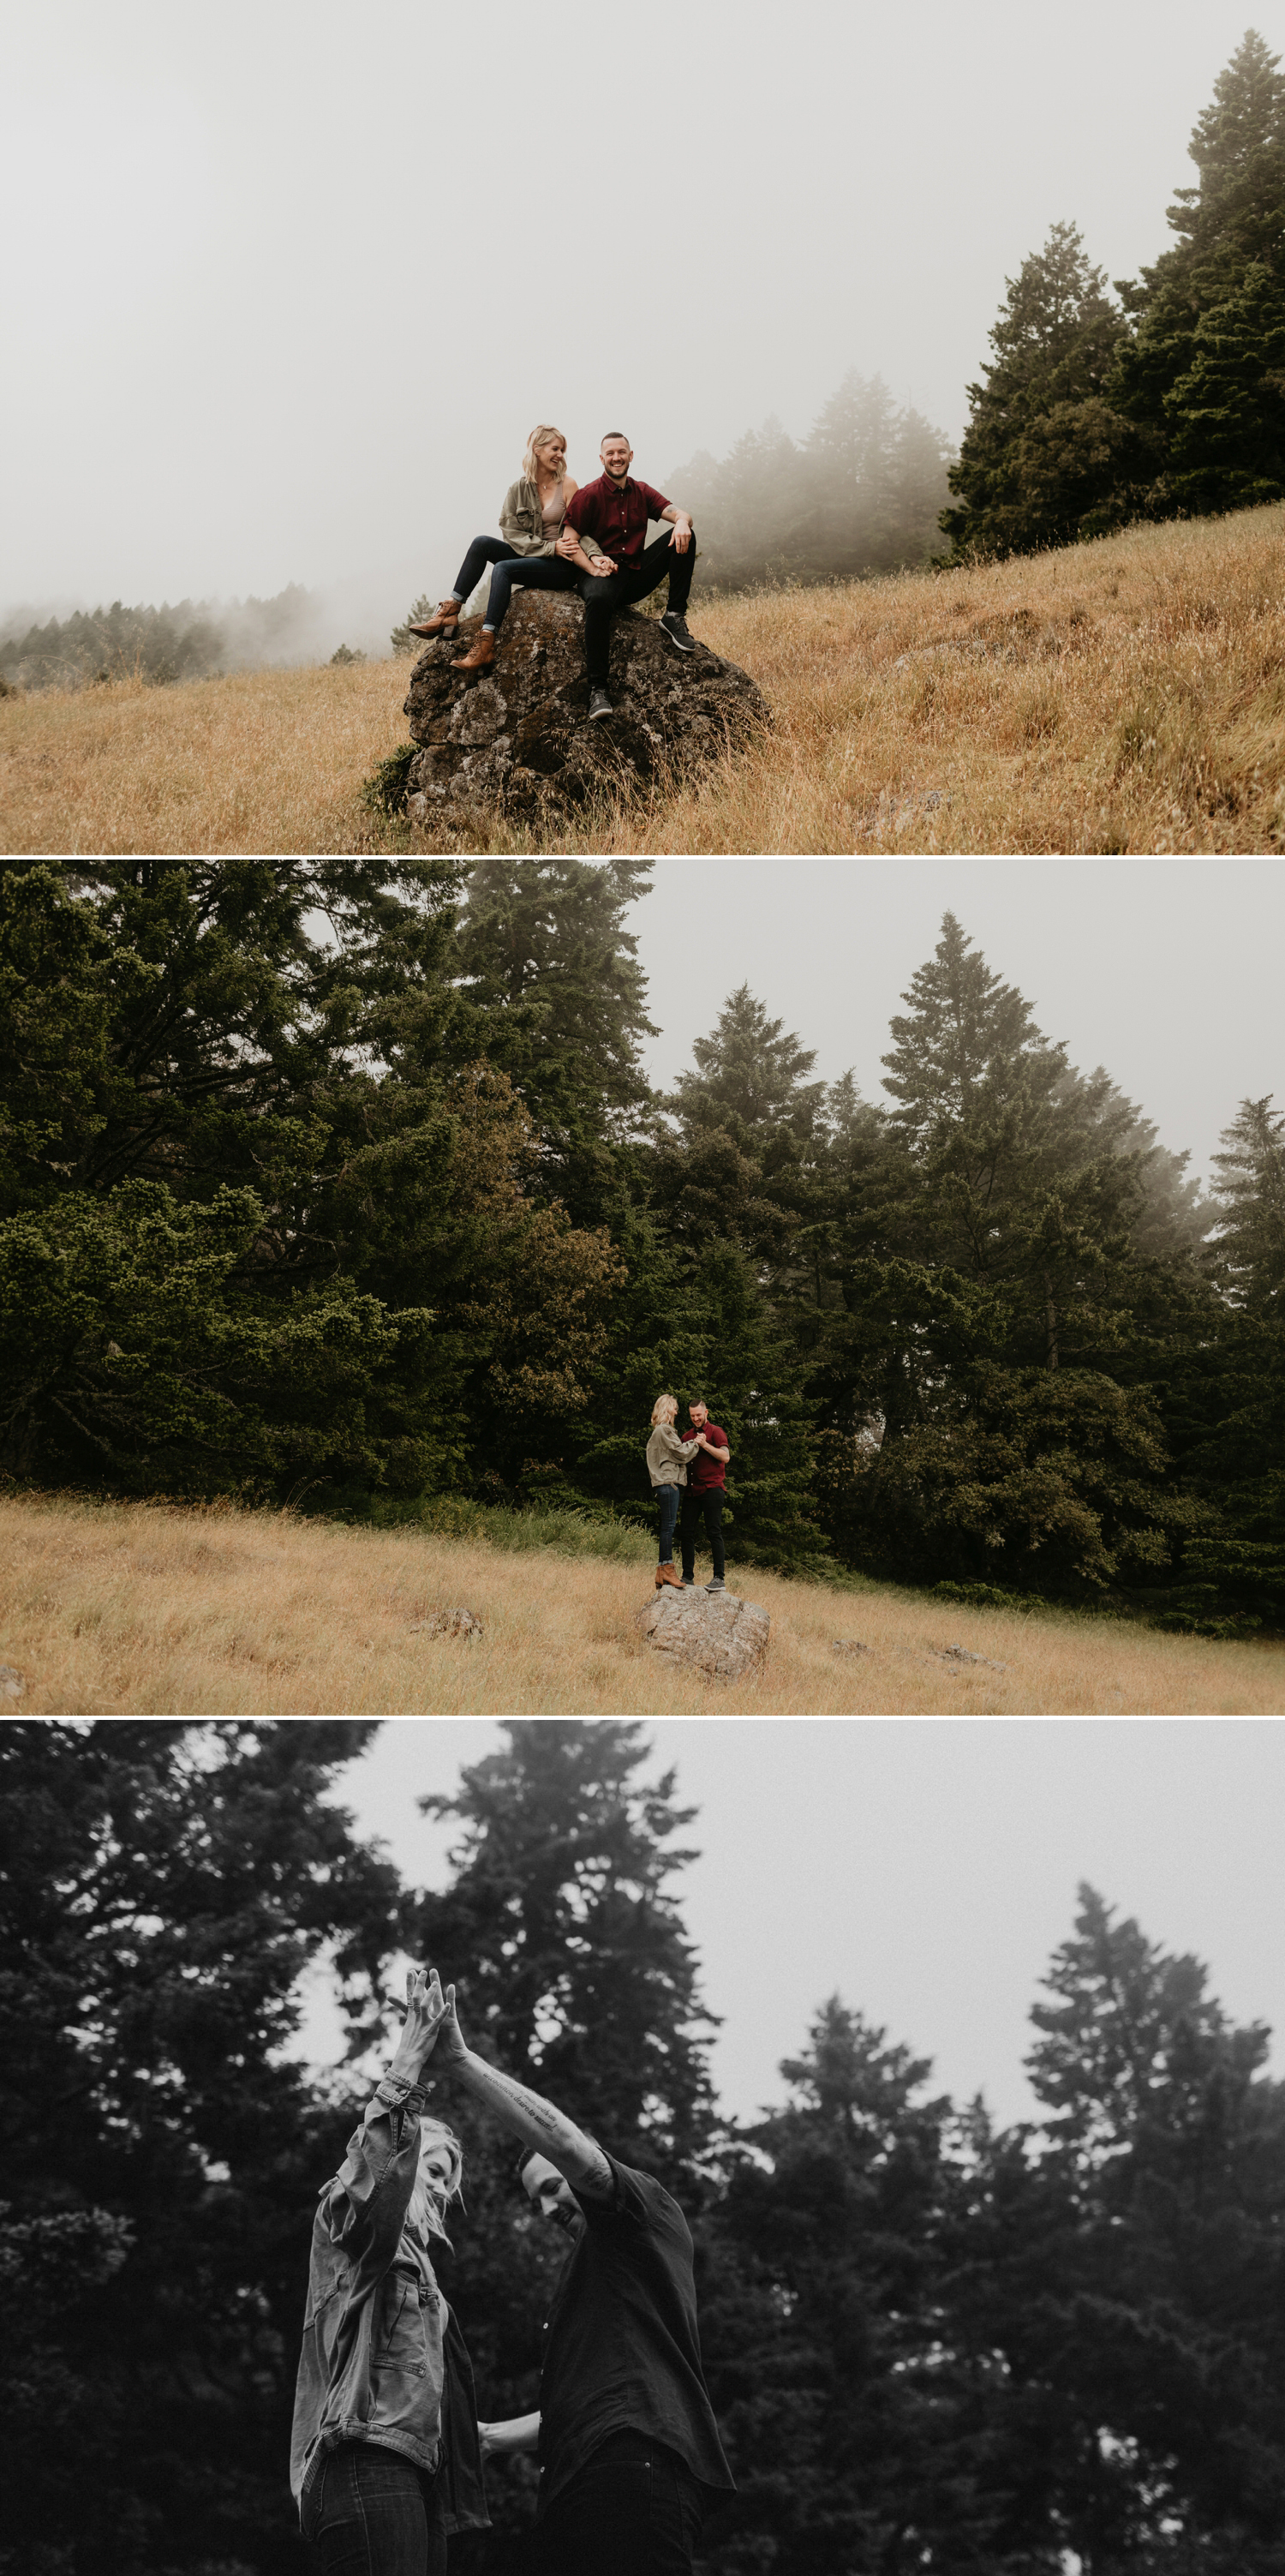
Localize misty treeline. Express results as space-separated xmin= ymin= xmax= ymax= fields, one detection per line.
xmin=670 ymin=372 xmax=955 ymax=590
xmin=942 ymin=31 xmax=1285 ymax=559
xmin=5 ymin=1716 xmax=1285 ymax=2576
xmin=1 ymin=860 xmax=1282 ymax=1636
xmin=0 ymin=586 xmax=354 ymax=693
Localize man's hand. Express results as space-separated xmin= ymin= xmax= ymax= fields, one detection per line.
xmin=667 ymin=517 xmax=693 ymax=554
xmin=423 ymin=1968 xmax=468 ymax=2067
xmin=387 ymin=1965 xmax=451 ymax=2084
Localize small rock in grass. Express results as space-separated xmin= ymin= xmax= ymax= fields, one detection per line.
xmin=408 ymin=1609 xmax=483 ymax=1640
xmin=931 ymin=1641 xmax=1007 ymax=1672
xmin=832 ymin=1638 xmax=870 ymax=1656
xmin=0 ymin=1665 xmax=25 ymax=1699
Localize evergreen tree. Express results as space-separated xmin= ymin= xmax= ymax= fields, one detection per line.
xmin=1013 ymin=1886 xmax=1285 ymax=2572
xmin=451 ymin=862 xmax=657 ymax=1217
xmin=1158 ymin=1096 xmax=1285 ymax=1632
xmin=702 ymin=2000 xmax=1001 ymax=2576
xmin=410 ymin=1724 xmax=720 ymax=2573
xmin=939 ymin=224 xmax=1155 ymax=558
xmin=0 ymin=1720 xmax=405 ymax=2576
xmin=1112 ymin=33 xmax=1285 ymax=512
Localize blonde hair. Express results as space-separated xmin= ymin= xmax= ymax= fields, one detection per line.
xmin=651 ymin=1393 xmax=678 ymax=1427
xmin=523 ymin=423 xmax=567 ymax=480
xmin=407 ymin=2115 xmax=465 ymax=2247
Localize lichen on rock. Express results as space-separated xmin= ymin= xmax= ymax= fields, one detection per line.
xmin=403 ymin=590 xmax=768 ymax=822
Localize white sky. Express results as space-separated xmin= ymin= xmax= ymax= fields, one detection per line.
xmin=297 ymin=1718 xmax=1285 ymax=2135
xmin=4 ymin=0 xmax=1280 ymax=638
xmin=627 ymin=859 xmax=1285 ymax=1191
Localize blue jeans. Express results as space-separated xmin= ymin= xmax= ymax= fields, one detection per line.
xmin=302 ymin=2441 xmax=446 ymax=2576
xmin=451 ymin=535 xmax=579 ymax=632
xmin=656 ymin=1483 xmax=680 ymax=1565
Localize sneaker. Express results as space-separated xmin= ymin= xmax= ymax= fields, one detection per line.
xmin=589 ymin=686 xmax=613 ymax=722
xmin=681 ymin=1577 xmax=696 ymax=1588
xmin=660 ymin=611 xmax=696 ymax=655
xmin=705 ymin=1577 xmax=726 ymax=1593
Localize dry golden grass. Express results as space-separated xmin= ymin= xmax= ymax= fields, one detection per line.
xmin=6 ymin=504 xmax=1285 ymax=856
xmin=3 ymin=1493 xmax=1280 ymax=1716
xmin=0 ymin=659 xmax=405 ymax=855
xmin=551 ymin=502 xmax=1285 ymax=855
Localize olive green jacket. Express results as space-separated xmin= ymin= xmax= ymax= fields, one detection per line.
xmin=499 ymin=476 xmax=604 ymax=562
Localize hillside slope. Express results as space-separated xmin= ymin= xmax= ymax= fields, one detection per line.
xmin=3 ymin=504 xmax=1283 ymax=854
xmin=3 ymin=1495 xmax=1280 ymax=1716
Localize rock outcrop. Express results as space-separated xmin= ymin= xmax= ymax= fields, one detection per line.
xmin=403 ymin=591 xmax=768 ymax=822
xmin=407 ymin=1609 xmax=483 ymax=1639
xmin=635 ymin=1585 xmax=770 ymax=1683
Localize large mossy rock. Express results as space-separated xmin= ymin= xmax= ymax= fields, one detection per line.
xmin=403 ymin=590 xmax=768 ymax=822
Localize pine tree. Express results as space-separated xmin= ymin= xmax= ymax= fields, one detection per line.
xmin=1011 ymin=1886 xmax=1285 ymax=2572
xmin=939 ymin=223 xmax=1155 ymax=558
xmin=1159 ymin=1097 xmax=1285 ymax=1632
xmin=1112 ymin=33 xmax=1285 ymax=512
xmin=702 ymin=2000 xmax=1003 ymax=2576
xmin=451 ymin=861 xmax=656 ymax=1215
xmin=0 ymin=1720 xmax=405 ymax=2576
xmin=409 ymin=1725 xmax=720 ymax=2573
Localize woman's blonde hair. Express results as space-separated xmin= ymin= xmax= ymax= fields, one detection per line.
xmin=407 ymin=2114 xmax=465 ymax=2247
xmin=523 ymin=423 xmax=567 ymax=480
xmin=650 ymin=1393 xmax=678 ymax=1427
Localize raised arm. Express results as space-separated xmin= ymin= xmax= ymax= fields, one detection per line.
xmin=425 ymin=1972 xmax=613 ymax=2198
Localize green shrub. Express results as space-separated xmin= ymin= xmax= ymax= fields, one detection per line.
xmin=361 ymin=743 xmax=417 ymax=818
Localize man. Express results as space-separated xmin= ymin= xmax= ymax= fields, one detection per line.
xmin=680 ymin=1399 xmax=730 ymax=1594
xmin=424 ymin=1969 xmax=733 ymax=2576
xmin=561 ymin=432 xmax=698 ymax=722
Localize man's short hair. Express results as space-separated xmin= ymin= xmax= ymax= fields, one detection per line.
xmin=601 ymin=430 xmax=628 ymax=444
xmin=515 ymin=2142 xmax=543 ymax=2184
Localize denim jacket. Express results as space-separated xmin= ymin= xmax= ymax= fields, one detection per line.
xmin=290 ymin=2074 xmax=489 ymax=2535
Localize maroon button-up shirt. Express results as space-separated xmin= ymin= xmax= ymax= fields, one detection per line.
xmin=564 ymin=473 xmax=672 ymax=570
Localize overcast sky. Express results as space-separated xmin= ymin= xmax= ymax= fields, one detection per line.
xmin=628 ymin=859 xmax=1283 ymax=1192
xmin=4 ymin=1 xmax=1280 ymax=638
xmin=297 ymin=1719 xmax=1285 ymax=2136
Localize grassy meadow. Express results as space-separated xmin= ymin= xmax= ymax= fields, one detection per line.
xmin=2 ymin=1491 xmax=1281 ymax=1716
xmin=3 ymin=505 xmax=1285 ymax=855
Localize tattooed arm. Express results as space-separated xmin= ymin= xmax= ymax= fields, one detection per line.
xmin=423 ymin=1972 xmax=613 ymax=2200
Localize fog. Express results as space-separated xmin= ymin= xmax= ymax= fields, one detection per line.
xmin=3 ymin=0 xmax=1277 ymax=639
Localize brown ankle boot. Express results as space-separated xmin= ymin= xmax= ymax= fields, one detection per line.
xmin=453 ymin=629 xmax=496 ymax=672
xmin=408 ymin=600 xmax=461 ymax=638
xmin=658 ymin=1563 xmax=685 ymax=1590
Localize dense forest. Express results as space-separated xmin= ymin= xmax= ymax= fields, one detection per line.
xmin=1 ymin=860 xmax=1281 ymax=1635
xmin=941 ymin=32 xmax=1285 ymax=559
xmin=3 ymin=1716 xmax=1283 ymax=2576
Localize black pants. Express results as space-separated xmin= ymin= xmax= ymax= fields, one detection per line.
xmin=680 ymin=1487 xmax=725 ymax=1584
xmin=302 ymin=2441 xmax=446 ymax=2576
xmin=538 ymin=2433 xmax=704 ymax=2576
xmin=450 ymin=535 xmax=579 ymax=632
xmin=578 ymin=532 xmax=696 ymax=684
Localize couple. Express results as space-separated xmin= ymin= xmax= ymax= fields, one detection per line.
xmin=408 ymin=423 xmax=697 ymax=724
xmin=646 ymin=1395 xmax=730 ymax=1594
xmin=291 ymin=1966 xmax=732 ymax=2576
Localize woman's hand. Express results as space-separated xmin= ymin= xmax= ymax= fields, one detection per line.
xmin=387 ymin=1965 xmax=452 ymax=2084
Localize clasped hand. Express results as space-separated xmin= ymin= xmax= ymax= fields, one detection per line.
xmin=389 ymin=1964 xmax=466 ymax=2082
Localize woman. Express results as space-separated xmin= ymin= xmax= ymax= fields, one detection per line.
xmin=290 ymin=1968 xmax=489 ymax=2576
xmin=408 ymin=425 xmax=601 ymax=674
xmin=646 ymin=1393 xmax=698 ymax=1591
